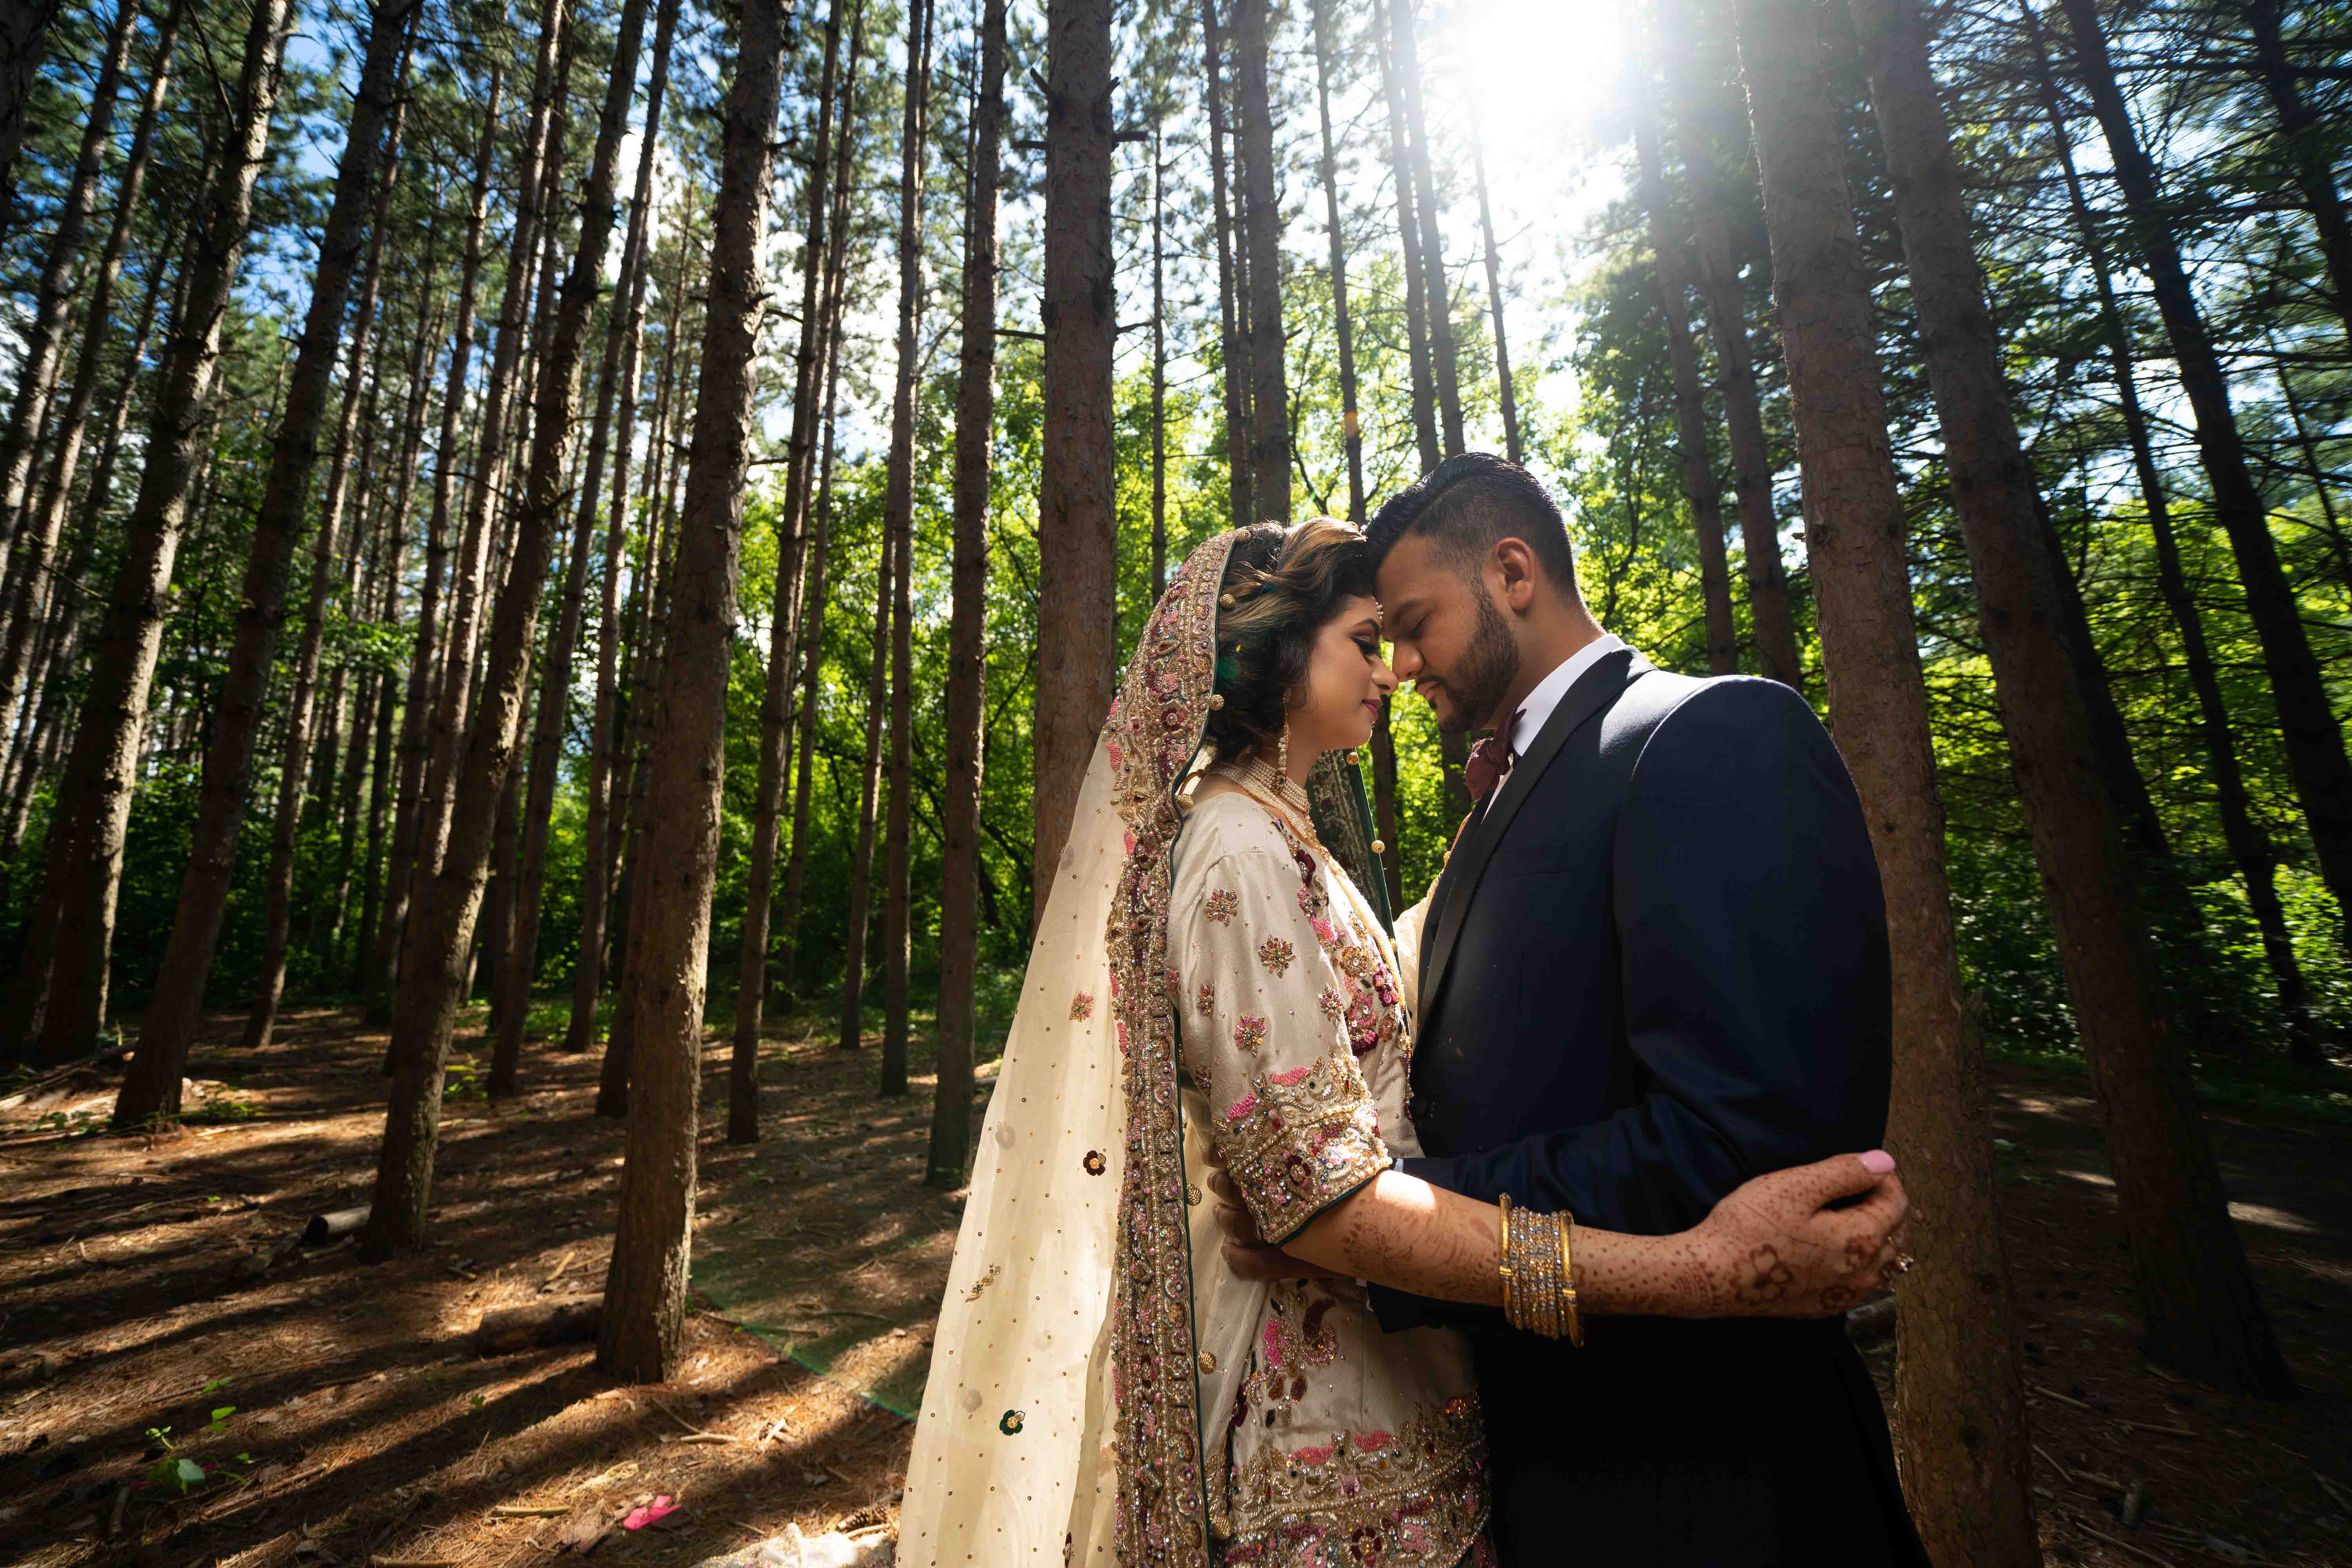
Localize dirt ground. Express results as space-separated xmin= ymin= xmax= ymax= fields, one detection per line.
xmin=1 ymin=1002 xmax=2347 ymax=1568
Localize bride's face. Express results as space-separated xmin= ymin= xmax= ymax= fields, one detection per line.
xmin=1287 ymin=595 xmax=1398 ymax=758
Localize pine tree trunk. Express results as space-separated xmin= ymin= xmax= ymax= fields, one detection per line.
xmin=838 ymin=514 xmax=893 ymax=1053
xmin=412 ymin=0 xmax=569 ymax=916
xmin=367 ymin=69 xmax=500 ymax=1025
xmin=1468 ymin=119 xmax=1521 ymax=466
xmin=2025 ymin=15 xmax=2321 ymax=1067
xmin=1233 ymin=0 xmax=1289 ymax=525
xmin=111 ymin=0 xmax=415 ymax=1122
xmin=1731 ymin=0 xmax=2037 ymax=1556
xmin=0 ymin=0 xmax=137 ymax=573
xmin=2058 ymin=0 xmax=2352 ymax=939
xmin=596 ymin=0 xmax=790 ymax=1383
xmin=879 ymin=0 xmax=934 ymax=1100
xmin=1657 ymin=0 xmax=1803 ymax=689
xmin=4 ymin=0 xmax=291 ymax=1069
xmin=1390 ymin=0 xmax=1460 ymax=457
xmin=497 ymin=0 xmax=679 ymax=1101
xmin=1377 ymin=9 xmax=1439 ymax=476
xmin=732 ymin=0 xmax=844 ymax=1139
xmin=246 ymin=75 xmax=416 ymax=1052
xmin=1310 ymin=0 xmax=1399 ymax=903
xmin=0 ymin=0 xmax=183 ymax=740
xmin=1035 ymin=0 xmax=1119 ymax=926
xmin=931 ymin=0 xmax=1006 ymax=1186
xmin=2243 ymin=0 xmax=2352 ymax=349
xmin=1632 ymin=101 xmax=1737 ymax=676
xmin=779 ymin=91 xmax=861 ymax=997
xmin=1200 ymin=0 xmax=1253 ymax=531
xmin=0 ymin=0 xmax=58 ymax=243
xmin=366 ymin=0 xmax=646 ymax=1261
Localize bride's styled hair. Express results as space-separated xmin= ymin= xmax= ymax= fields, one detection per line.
xmin=1204 ymin=517 xmax=1377 ymax=764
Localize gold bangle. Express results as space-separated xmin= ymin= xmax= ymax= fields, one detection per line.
xmin=1558 ymin=1210 xmax=1584 ymax=1348
xmin=1497 ymin=1193 xmax=1514 ymax=1321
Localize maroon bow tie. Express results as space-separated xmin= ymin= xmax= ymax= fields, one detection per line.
xmin=1463 ymin=710 xmax=1524 ymax=802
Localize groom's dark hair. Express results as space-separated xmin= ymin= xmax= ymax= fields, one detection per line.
xmin=1365 ymin=452 xmax=1582 ymax=600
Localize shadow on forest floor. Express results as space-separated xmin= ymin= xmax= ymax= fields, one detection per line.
xmin=0 ymin=997 xmax=2348 ymax=1566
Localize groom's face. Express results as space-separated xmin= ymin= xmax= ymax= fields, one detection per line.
xmin=1375 ymin=532 xmax=1522 ymax=736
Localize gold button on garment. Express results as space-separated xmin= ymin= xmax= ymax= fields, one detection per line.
xmin=1370 ymin=840 xmax=1386 ymax=854
xmin=1186 ymin=1182 xmax=1202 ymax=1206
xmin=1197 ymin=1350 xmax=1218 ymax=1374
xmin=1344 ymin=751 xmax=1359 ymax=766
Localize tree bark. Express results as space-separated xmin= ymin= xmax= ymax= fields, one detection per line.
xmin=1656 ymin=0 xmax=1803 ymax=689
xmin=931 ymin=0 xmax=1006 ymax=1185
xmin=779 ymin=75 xmax=863 ymax=999
xmin=1034 ymin=0 xmax=1120 ymax=926
xmin=1632 ymin=100 xmax=1738 ymax=676
xmin=1390 ymin=0 xmax=1461 ymax=457
xmin=412 ymin=0 xmax=569 ymax=920
xmin=1233 ymin=0 xmax=1289 ymax=525
xmin=2025 ymin=13 xmax=2320 ymax=1067
xmin=1377 ymin=4 xmax=1439 ymax=476
xmin=367 ymin=65 xmax=502 ymax=1025
xmin=2242 ymin=0 xmax=2352 ymax=349
xmin=837 ymin=526 xmax=892 ymax=1053
xmin=880 ymin=0 xmax=935 ymax=1101
xmin=1468 ymin=118 xmax=1521 ymax=466
xmin=245 ymin=68 xmax=416 ymax=1053
xmin=366 ymin=0 xmax=646 ymax=1261
xmin=500 ymin=0 xmax=684 ymax=1100
xmin=2058 ymin=0 xmax=2352 ymax=940
xmin=0 ymin=0 xmax=138 ymax=574
xmin=111 ymin=0 xmax=415 ymax=1122
xmin=3 ymin=0 xmax=291 ymax=1069
xmin=1731 ymin=0 xmax=2039 ymax=1555
xmin=1200 ymin=0 xmax=1252 ymax=530
xmin=0 ymin=0 xmax=183 ymax=753
xmin=595 ymin=0 xmax=790 ymax=1384
xmin=732 ymin=0 xmax=845 ymax=1140
xmin=0 ymin=0 xmax=59 ymax=243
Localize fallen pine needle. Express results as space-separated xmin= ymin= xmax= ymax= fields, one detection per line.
xmin=2034 ymin=1443 xmax=2074 ymax=1485
xmin=2069 ymin=1520 xmax=2176 ymax=1568
xmin=2033 ymin=1384 xmax=2097 ymax=1413
xmin=369 ymin=1558 xmax=460 ymax=1567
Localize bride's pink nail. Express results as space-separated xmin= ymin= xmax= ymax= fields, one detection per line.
xmin=1860 ymin=1150 xmax=1896 ymax=1175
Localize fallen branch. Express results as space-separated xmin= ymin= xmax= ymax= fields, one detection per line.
xmin=301 ymin=1206 xmax=370 ymax=1246
xmin=488 ymin=1504 xmax=570 ymax=1518
xmin=2071 ymin=1520 xmax=2178 ymax=1568
xmin=472 ymin=1298 xmax=600 ymax=1356
xmin=0 ymin=1040 xmax=135 ymax=1109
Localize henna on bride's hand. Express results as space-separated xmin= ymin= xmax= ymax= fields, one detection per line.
xmin=1733 ymin=1244 xmax=1795 ymax=1307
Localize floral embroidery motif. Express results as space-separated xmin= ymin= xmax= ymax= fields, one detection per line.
xmin=1233 ymin=1015 xmax=1269 ymax=1053
xmin=1317 ymin=988 xmax=1345 ymax=1022
xmin=1205 ymin=887 xmax=1241 ymax=925
xmin=1083 ymin=1149 xmax=1107 ymax=1176
xmin=962 ymin=1263 xmax=1002 ymax=1302
xmin=1256 ymin=936 xmax=1296 ymax=977
xmin=1244 ymin=1283 xmax=1344 ymax=1425
xmin=1220 ymin=1396 xmax=1490 ymax=1567
xmin=999 ymin=1410 xmax=1025 ymax=1435
xmin=1218 ymin=1052 xmax=1388 ymax=1244
xmin=1196 ymin=980 xmax=1217 ymax=1016
xmin=1069 ymin=990 xmax=1094 ymax=1022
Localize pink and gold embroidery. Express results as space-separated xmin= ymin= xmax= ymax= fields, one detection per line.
xmin=1196 ymin=980 xmax=1217 ymax=1016
xmin=1205 ymin=887 xmax=1241 ymax=925
xmin=1256 ymin=936 xmax=1296 ymax=978
xmin=1317 ymin=988 xmax=1345 ymax=1022
xmin=1069 ymin=990 xmax=1094 ymax=1022
xmin=1233 ymin=1014 xmax=1269 ymax=1053
xmin=1215 ymin=1051 xmax=1387 ymax=1244
xmin=1219 ymin=1397 xmax=1489 ymax=1567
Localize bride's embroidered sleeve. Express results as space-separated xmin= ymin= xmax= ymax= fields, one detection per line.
xmin=1177 ymin=837 xmax=1389 ymax=1245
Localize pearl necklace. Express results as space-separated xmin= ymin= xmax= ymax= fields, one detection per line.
xmin=1210 ymin=753 xmax=1324 ymax=854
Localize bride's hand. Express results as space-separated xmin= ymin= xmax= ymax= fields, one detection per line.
xmin=1677 ymin=1152 xmax=1910 ymax=1318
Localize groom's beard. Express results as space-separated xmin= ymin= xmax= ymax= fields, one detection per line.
xmin=1431 ymin=587 xmax=1521 ymax=737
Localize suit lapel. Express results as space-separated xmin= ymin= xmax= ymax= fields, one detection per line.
xmin=1416 ymin=649 xmax=1646 ymax=1024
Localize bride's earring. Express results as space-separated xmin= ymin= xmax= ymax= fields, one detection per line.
xmin=1277 ymin=715 xmax=1290 ymax=781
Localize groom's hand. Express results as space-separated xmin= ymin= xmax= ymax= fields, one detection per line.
xmin=1686 ymin=1152 xmax=1911 ymax=1318
xmin=1206 ymin=1169 xmax=1346 ymax=1283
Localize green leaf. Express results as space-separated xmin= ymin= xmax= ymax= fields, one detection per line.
xmin=172 ymin=1459 xmax=206 ymax=1490
xmin=210 ymin=1406 xmax=236 ymax=1423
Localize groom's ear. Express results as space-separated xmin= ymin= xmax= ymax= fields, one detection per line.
xmin=1493 ymin=538 xmax=1543 ymax=612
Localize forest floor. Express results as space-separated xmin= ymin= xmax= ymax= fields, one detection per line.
xmin=0 ymin=1002 xmax=2347 ymax=1568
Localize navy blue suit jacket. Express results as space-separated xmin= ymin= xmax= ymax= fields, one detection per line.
xmin=1376 ymin=650 xmax=1927 ymax=1565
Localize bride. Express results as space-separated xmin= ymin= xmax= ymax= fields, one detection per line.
xmin=897 ymin=522 xmax=1908 ymax=1566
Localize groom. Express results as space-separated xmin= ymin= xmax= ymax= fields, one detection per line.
xmin=1362 ymin=455 xmax=1927 ymax=1564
